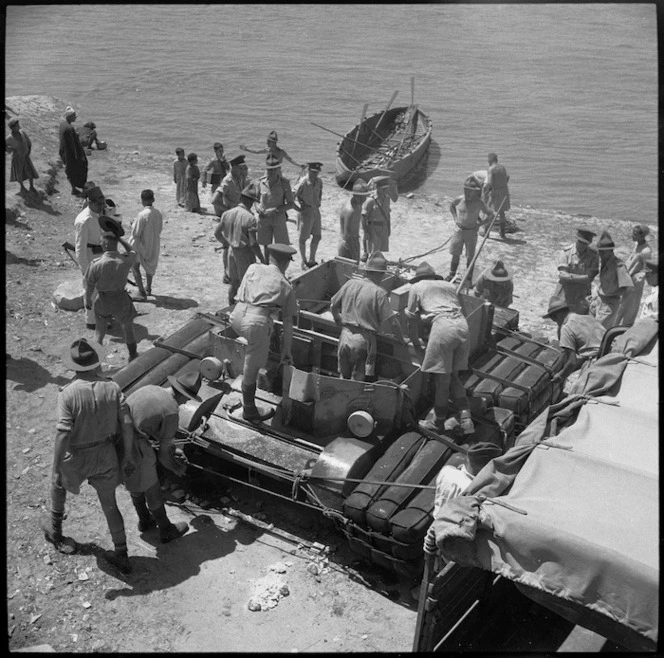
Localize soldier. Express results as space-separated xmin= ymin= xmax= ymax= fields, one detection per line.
xmin=255 ymin=154 xmax=296 ymax=262
xmin=405 ymin=261 xmax=474 ymax=435
xmin=201 ymin=142 xmax=229 ymax=196
xmin=447 ymin=178 xmax=494 ymax=283
xmin=83 ymin=216 xmax=140 ymax=362
xmin=482 ymin=152 xmax=511 ymax=239
xmin=240 ymin=130 xmax=302 ymax=169
xmin=615 ymin=224 xmax=653 ymax=326
xmin=214 ymin=185 xmax=265 ymax=305
xmin=41 ymin=338 xmax=136 ymax=574
xmin=230 ymin=244 xmax=298 ymax=422
xmin=553 ymin=228 xmax=600 ymax=315
xmin=589 ymin=229 xmax=634 ymax=329
xmin=74 ymin=185 xmax=106 ymax=329
xmin=361 ymin=175 xmax=398 ymax=260
xmin=294 ymin=161 xmax=324 ymax=270
xmin=123 ymin=372 xmax=201 ymax=543
xmin=542 ymin=296 xmax=606 ymax=381
xmin=330 ymin=251 xmax=407 ymax=382
xmin=338 ymin=179 xmax=371 ymax=263
xmin=474 ymin=259 xmax=514 ymax=308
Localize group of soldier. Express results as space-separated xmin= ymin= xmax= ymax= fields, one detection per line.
xmin=44 ymin=122 xmax=658 ymax=576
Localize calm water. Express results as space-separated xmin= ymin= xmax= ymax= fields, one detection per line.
xmin=5 ymin=4 xmax=658 ymax=224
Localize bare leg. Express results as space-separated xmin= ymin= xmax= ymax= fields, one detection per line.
xmin=122 ymin=322 xmax=138 ymax=361
xmin=145 ymin=274 xmax=153 ymax=296
xmin=299 ymin=238 xmax=308 ymax=268
xmin=132 ymin=264 xmax=147 ymax=297
xmin=94 ymin=316 xmax=107 ymax=345
xmin=433 ymin=373 xmax=453 ymax=424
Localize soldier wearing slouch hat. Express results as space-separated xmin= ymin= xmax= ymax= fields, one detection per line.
xmin=553 ymin=227 xmax=599 ymax=315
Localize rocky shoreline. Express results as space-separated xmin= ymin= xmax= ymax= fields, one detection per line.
xmin=4 ymin=95 xmax=658 ymax=653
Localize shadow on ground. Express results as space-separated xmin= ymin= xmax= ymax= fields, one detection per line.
xmin=6 ymin=356 xmax=69 ymax=392
xmin=151 ymin=295 xmax=199 ymax=310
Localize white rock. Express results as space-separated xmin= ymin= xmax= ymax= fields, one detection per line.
xmin=52 ymin=279 xmax=84 ymax=311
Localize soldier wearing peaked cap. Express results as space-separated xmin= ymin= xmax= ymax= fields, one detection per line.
xmin=553 ymin=227 xmax=599 ymax=315
xmin=84 ymin=217 xmax=140 ymax=362
xmin=338 ymin=179 xmax=371 ymax=263
xmin=214 ymin=184 xmax=265 ymax=305
xmin=589 ymin=229 xmax=633 ymax=329
xmin=230 ymin=243 xmax=298 ymax=422
xmin=240 ymin=129 xmax=303 ymax=169
xmin=330 ymin=252 xmax=407 ymax=382
xmin=294 ymin=161 xmax=324 ymax=270
xmin=255 ymin=154 xmax=296 ymax=262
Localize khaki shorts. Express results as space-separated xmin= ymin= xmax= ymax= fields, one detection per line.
xmin=230 ymin=302 xmax=274 ymax=384
xmin=94 ymin=290 xmax=137 ymax=324
xmin=298 ymin=207 xmax=322 ymax=240
xmin=257 ymin=214 xmax=291 ymax=246
xmin=421 ymin=315 xmax=469 ymax=374
xmin=338 ymin=325 xmax=377 ymax=380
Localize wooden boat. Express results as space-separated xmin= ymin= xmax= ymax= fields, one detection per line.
xmin=335 ymin=105 xmax=432 ymax=189
xmin=112 ymin=257 xmax=565 ymax=578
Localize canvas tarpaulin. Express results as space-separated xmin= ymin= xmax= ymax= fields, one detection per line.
xmin=430 ymin=329 xmax=658 ymax=648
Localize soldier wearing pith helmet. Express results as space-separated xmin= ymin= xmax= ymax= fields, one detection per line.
xmin=230 ymin=243 xmax=299 ymax=422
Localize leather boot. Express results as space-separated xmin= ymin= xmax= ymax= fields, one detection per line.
xmin=127 ymin=342 xmax=138 ymax=362
xmin=131 ymin=493 xmax=156 ymax=532
xmin=150 ymin=504 xmax=189 ymax=544
xmin=41 ymin=512 xmax=63 ymax=545
xmin=104 ymin=549 xmax=131 ymax=574
xmin=241 ymin=383 xmax=275 ymax=422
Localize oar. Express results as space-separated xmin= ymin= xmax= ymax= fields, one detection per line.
xmin=353 ymin=103 xmax=369 ymax=156
xmin=410 ymin=75 xmax=415 ymax=106
xmin=375 ymin=90 xmax=399 ymax=133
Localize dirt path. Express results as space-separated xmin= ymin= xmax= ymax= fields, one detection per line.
xmin=6 ymin=96 xmax=656 ymax=653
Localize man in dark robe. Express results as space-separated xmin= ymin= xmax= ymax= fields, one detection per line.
xmin=59 ymin=106 xmax=88 ymax=195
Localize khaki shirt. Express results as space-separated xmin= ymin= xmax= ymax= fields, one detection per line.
xmin=598 ymin=253 xmax=633 ymax=298
xmin=294 ymin=175 xmax=322 ymax=210
xmin=559 ymin=313 xmax=605 ymax=362
xmin=236 ymin=263 xmax=298 ymax=317
xmin=406 ymin=279 xmax=464 ymax=319
xmin=330 ymin=277 xmax=395 ymax=333
xmin=219 ymin=172 xmax=245 ymax=213
xmin=126 ymin=385 xmax=179 ymax=442
xmin=84 ymin=250 xmax=137 ymax=293
xmin=256 ymin=175 xmax=294 ymax=221
xmin=56 ymin=378 xmax=126 ymax=445
xmin=216 ymin=206 xmax=258 ymax=249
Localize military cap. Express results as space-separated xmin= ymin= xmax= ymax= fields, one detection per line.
xmin=8 ymin=117 xmax=19 ymax=128
xmin=483 ymin=259 xmax=512 ymax=282
xmin=167 ymin=371 xmax=202 ymax=402
xmin=240 ymin=184 xmax=260 ymax=202
xmin=542 ymin=295 xmax=569 ymax=319
xmin=576 ymin=228 xmax=596 ymax=244
xmin=596 ymin=230 xmax=615 ymax=251
xmin=265 ymin=154 xmax=282 ymax=169
xmin=410 ymin=261 xmax=445 ymax=284
xmin=99 ymin=215 xmax=124 ymax=238
xmin=350 ymin=179 xmax=371 ymax=196
xmin=267 ymin=130 xmax=278 ymax=142
xmin=362 ymin=251 xmax=388 ymax=273
xmin=466 ymin=441 xmax=502 ymax=474
xmin=267 ymin=243 xmax=297 ymax=262
xmin=61 ymin=338 xmax=105 ymax=372
xmin=307 ymin=162 xmax=323 ymax=172
xmin=229 ymin=154 xmax=246 ymax=167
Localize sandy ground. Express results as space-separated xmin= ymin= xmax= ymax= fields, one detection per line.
xmin=5 ymin=95 xmax=658 ymax=653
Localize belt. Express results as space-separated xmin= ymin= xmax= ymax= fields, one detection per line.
xmin=343 ymin=323 xmax=376 ymax=334
xmin=236 ymin=301 xmax=274 ymax=317
xmin=456 ymin=225 xmax=478 ymax=231
xmin=74 ymin=434 xmax=117 ymax=451
xmin=367 ymin=220 xmax=384 ymax=225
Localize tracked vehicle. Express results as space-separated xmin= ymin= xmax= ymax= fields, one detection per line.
xmin=112 ymin=256 xmax=566 ymax=577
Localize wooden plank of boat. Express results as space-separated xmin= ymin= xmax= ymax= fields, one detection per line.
xmin=335 ymin=104 xmax=432 ymax=188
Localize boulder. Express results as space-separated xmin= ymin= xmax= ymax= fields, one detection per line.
xmin=53 ymin=279 xmax=84 ymax=311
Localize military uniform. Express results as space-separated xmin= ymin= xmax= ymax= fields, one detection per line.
xmin=448 ymin=195 xmax=491 ymax=260
xmin=554 ymin=243 xmax=599 ymax=314
xmin=294 ymin=173 xmax=323 ymax=242
xmin=213 ymin=170 xmax=244 ymax=217
xmin=74 ymin=204 xmax=103 ymax=325
xmin=256 ymin=174 xmax=294 ymax=246
xmin=591 ymin=252 xmax=634 ymax=329
xmin=215 ymin=204 xmax=260 ymax=303
xmin=230 ymin=261 xmax=298 ymax=386
xmin=84 ymin=249 xmax=138 ymax=325
xmin=559 ymin=313 xmax=605 ymax=365
xmin=330 ymin=276 xmax=396 ymax=380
